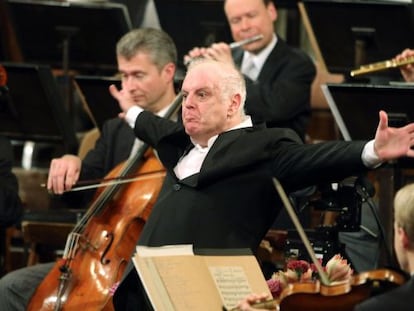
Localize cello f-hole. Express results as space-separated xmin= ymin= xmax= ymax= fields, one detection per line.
xmin=101 ymin=232 xmax=114 ymax=265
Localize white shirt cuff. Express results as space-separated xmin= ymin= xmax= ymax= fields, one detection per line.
xmin=362 ymin=140 xmax=382 ymax=168
xmin=125 ymin=106 xmax=143 ymax=128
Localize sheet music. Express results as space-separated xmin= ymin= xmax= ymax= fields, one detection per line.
xmin=209 ymin=266 xmax=252 ymax=309
xmin=133 ymin=245 xmax=271 ymax=310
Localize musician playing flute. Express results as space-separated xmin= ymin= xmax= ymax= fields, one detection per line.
xmin=184 ymin=0 xmax=316 ymax=142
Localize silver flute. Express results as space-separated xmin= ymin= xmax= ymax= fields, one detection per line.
xmin=184 ymin=34 xmax=263 ymax=66
xmin=228 ymin=34 xmax=264 ymax=49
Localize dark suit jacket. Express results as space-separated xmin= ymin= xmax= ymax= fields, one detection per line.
xmin=135 ymin=111 xmax=367 ymax=251
xmin=62 ymin=118 xmax=136 ymax=207
xmin=233 ymin=37 xmax=316 ymax=141
xmin=0 ymin=136 xmax=22 ymax=227
xmin=354 ymin=276 xmax=414 ymax=311
xmin=113 ymin=111 xmax=369 ymax=310
xmin=81 ymin=118 xmax=135 ymax=179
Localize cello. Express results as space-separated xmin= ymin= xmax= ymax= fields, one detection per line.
xmin=27 ymin=93 xmax=183 ymax=311
xmin=230 ymin=179 xmax=407 ymax=311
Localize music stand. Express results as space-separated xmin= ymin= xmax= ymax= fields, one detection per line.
xmin=0 ymin=62 xmax=78 ymax=154
xmin=322 ymin=82 xmax=414 ymax=267
xmin=6 ymin=0 xmax=132 ymax=74
xmin=322 ymin=83 xmax=414 ymax=143
xmin=154 ymin=0 xmax=232 ymax=69
xmin=73 ymin=75 xmax=121 ymax=130
xmin=300 ymin=0 xmax=414 ymax=80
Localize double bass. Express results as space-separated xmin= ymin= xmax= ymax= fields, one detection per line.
xmin=27 ymin=93 xmax=183 ymax=310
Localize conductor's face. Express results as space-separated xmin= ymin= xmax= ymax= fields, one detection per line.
xmin=181 ymin=62 xmax=240 ymax=147
xmin=117 ymin=52 xmax=174 ymax=114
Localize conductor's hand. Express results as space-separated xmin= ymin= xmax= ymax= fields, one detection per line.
xmin=395 ymin=48 xmax=414 ymax=82
xmin=109 ymin=84 xmax=136 ymax=119
xmin=184 ymin=42 xmax=235 ymax=66
xmin=47 ymin=154 xmax=82 ymax=194
xmin=374 ymin=110 xmax=414 ymax=161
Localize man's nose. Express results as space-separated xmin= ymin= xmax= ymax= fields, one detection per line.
xmin=123 ymin=76 xmax=138 ymax=88
xmin=240 ymin=17 xmax=251 ymax=30
xmin=183 ymin=95 xmax=194 ymax=108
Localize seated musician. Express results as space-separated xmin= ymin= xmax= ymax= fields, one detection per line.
xmin=395 ymin=48 xmax=414 ymax=82
xmin=184 ymin=0 xmax=316 ymax=142
xmin=354 ymin=183 xmax=414 ymax=311
xmin=0 ymin=27 xmax=179 ymax=310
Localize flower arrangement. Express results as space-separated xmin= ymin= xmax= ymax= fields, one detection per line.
xmin=266 ymin=254 xmax=353 ymax=298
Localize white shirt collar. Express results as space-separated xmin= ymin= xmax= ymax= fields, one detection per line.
xmin=242 ymin=34 xmax=277 ymax=72
xmin=175 ymin=116 xmax=253 ymax=179
xmin=190 ymin=115 xmax=253 ymax=151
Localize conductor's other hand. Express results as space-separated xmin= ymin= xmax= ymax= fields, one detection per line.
xmin=374 ymin=110 xmax=414 ymax=161
xmin=47 ymin=154 xmax=82 ymax=194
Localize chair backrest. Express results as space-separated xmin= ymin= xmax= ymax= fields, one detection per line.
xmin=77 ymin=127 xmax=100 ymax=160
xmin=21 ymin=220 xmax=75 ymax=266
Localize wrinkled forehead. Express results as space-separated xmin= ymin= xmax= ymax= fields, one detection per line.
xmin=182 ymin=63 xmax=221 ymax=92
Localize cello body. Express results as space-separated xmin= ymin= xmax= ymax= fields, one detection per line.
xmin=27 ymin=154 xmax=165 ymax=311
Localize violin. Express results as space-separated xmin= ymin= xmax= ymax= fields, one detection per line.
xmin=27 ymin=93 xmax=183 ymax=310
xmin=232 ymin=268 xmax=406 ymax=311
xmin=230 ymin=179 xmax=407 ymax=311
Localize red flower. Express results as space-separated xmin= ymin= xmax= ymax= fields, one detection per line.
xmin=286 ymin=259 xmax=310 ymax=273
xmin=266 ymin=278 xmax=283 ymax=298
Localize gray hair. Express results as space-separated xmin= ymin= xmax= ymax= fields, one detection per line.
xmin=187 ymin=58 xmax=247 ymax=117
xmin=116 ymin=28 xmax=177 ymax=71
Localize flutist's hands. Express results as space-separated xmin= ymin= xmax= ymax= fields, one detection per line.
xmin=184 ymin=42 xmax=235 ymax=66
xmin=47 ymin=155 xmax=82 ymax=194
xmin=395 ymin=48 xmax=414 ymax=82
xmin=374 ymin=110 xmax=414 ymax=162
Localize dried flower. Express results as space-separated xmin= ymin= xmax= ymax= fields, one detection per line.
xmin=325 ymin=254 xmax=353 ymax=283
xmin=266 ymin=254 xmax=353 ymax=298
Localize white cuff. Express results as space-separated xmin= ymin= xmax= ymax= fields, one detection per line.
xmin=125 ymin=106 xmax=143 ymax=128
xmin=362 ymin=140 xmax=382 ymax=168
